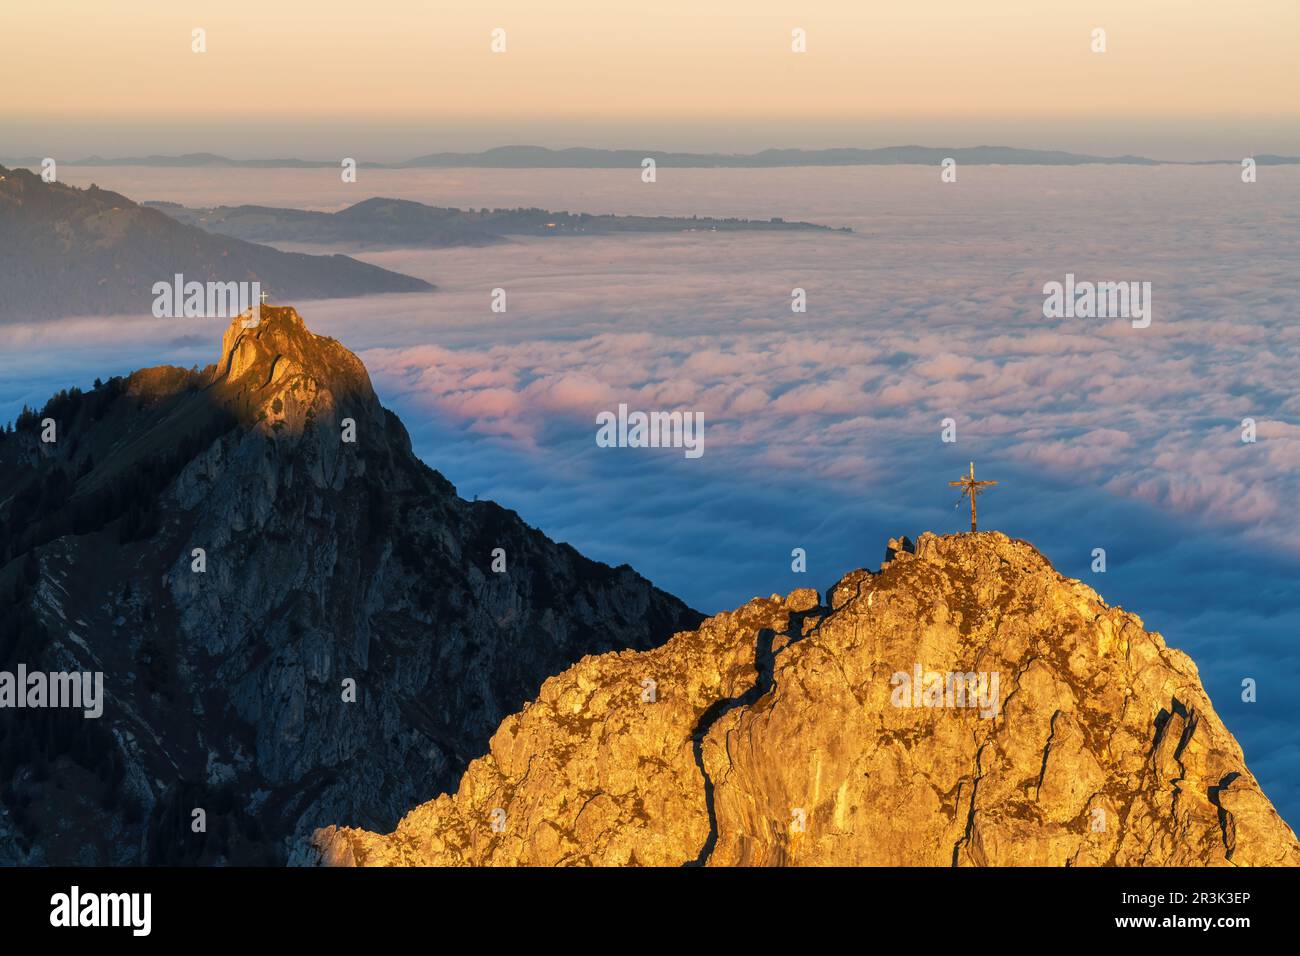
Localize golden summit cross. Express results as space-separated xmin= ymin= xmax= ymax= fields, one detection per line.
xmin=950 ymin=461 xmax=997 ymax=532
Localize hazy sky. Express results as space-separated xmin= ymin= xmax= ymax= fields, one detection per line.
xmin=4 ymin=0 xmax=1298 ymax=159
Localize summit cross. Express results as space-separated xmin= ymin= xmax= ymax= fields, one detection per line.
xmin=949 ymin=461 xmax=997 ymax=532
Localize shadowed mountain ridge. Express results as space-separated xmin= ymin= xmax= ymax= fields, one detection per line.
xmin=0 ymin=306 xmax=700 ymax=864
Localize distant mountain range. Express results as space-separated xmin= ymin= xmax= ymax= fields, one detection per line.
xmin=6 ymin=145 xmax=1298 ymax=169
xmin=147 ymin=197 xmax=846 ymax=248
xmin=0 ymin=166 xmax=431 ymax=322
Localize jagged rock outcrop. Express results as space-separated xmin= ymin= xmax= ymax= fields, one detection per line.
xmin=0 ymin=307 xmax=700 ymax=864
xmin=314 ymin=532 xmax=1300 ymax=866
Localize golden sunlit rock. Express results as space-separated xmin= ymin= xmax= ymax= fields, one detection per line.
xmin=315 ymin=532 xmax=1300 ymax=867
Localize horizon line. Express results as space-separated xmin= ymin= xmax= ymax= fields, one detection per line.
xmin=5 ymin=143 xmax=1299 ymax=170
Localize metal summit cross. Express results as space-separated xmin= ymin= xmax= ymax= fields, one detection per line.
xmin=950 ymin=461 xmax=997 ymax=532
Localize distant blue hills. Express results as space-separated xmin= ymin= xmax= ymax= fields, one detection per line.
xmin=4 ymin=145 xmax=1297 ymax=169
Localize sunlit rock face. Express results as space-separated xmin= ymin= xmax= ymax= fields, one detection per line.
xmin=0 ymin=307 xmax=700 ymax=864
xmin=315 ymin=532 xmax=1300 ymax=867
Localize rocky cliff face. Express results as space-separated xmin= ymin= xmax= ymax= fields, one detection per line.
xmin=0 ymin=307 xmax=700 ymax=864
xmin=314 ymin=532 xmax=1300 ymax=866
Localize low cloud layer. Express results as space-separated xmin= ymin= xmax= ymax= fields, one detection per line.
xmin=6 ymin=164 xmax=1299 ymax=825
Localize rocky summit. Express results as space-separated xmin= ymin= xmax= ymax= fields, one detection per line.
xmin=0 ymin=307 xmax=700 ymax=864
xmin=314 ymin=532 xmax=1300 ymax=866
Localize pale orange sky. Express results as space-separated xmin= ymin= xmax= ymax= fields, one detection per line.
xmin=3 ymin=0 xmax=1297 ymax=159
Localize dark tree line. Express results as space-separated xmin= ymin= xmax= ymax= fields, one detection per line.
xmin=1 ymin=400 xmax=237 ymax=563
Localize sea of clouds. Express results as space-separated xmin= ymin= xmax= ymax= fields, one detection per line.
xmin=7 ymin=163 xmax=1299 ymax=826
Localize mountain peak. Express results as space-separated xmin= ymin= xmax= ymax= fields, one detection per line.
xmin=314 ymin=529 xmax=1300 ymax=867
xmin=212 ymin=305 xmax=379 ymax=436
xmin=0 ymin=304 xmax=701 ymax=864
